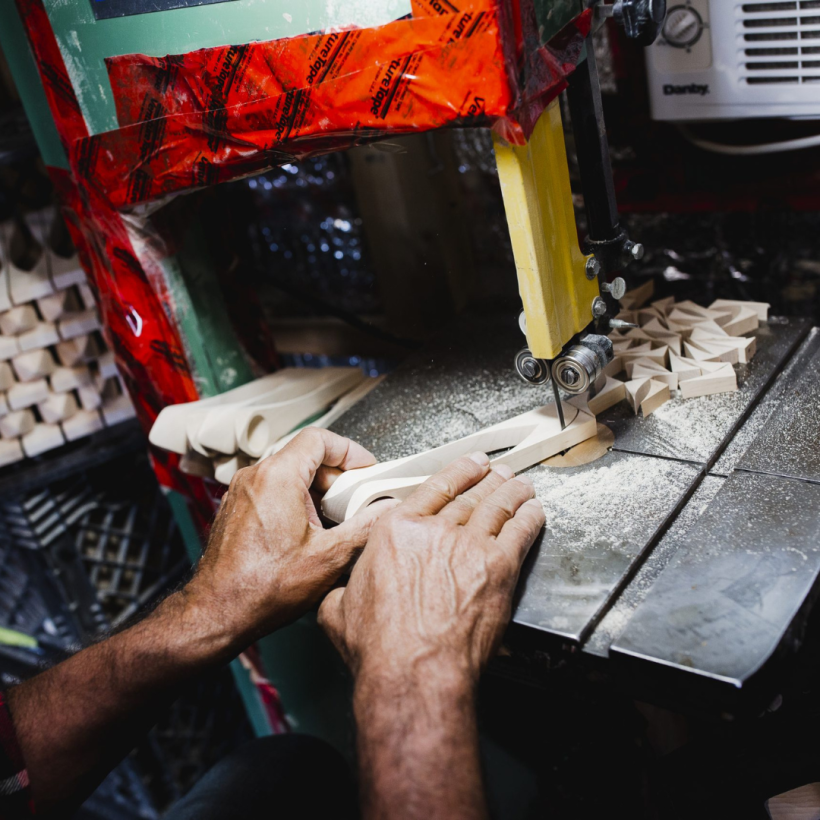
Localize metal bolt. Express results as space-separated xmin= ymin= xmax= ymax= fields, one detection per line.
xmin=560 ymin=366 xmax=580 ymax=386
xmin=585 ymin=257 xmax=602 ymax=280
xmin=601 ymin=277 xmax=627 ymax=301
xmin=630 ymin=242 xmax=645 ymax=261
xmin=592 ymin=296 xmax=608 ymax=319
xmin=520 ymin=358 xmax=538 ymax=379
xmin=518 ymin=311 xmax=527 ymax=335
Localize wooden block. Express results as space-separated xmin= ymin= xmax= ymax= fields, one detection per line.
xmin=722 ymin=306 xmax=759 ymax=337
xmin=637 ymin=307 xmax=663 ymax=326
xmin=6 ymin=228 xmax=53 ymax=305
xmin=18 ymin=322 xmax=59 ymax=352
xmin=0 ymin=408 xmax=35 ymax=438
xmin=0 ymin=305 xmax=37 ymax=336
xmin=587 ymin=377 xmax=626 ymax=415
xmin=625 ymin=378 xmax=653 ymax=414
xmin=12 ymin=349 xmax=56 ymax=383
xmin=689 ymin=318 xmax=728 ymax=337
xmin=322 ymin=402 xmax=597 ymax=523
xmin=642 ymin=317 xmax=671 ymax=334
xmin=0 ymin=336 xmax=19 ymax=362
xmin=21 ymin=423 xmax=65 ymax=457
xmin=0 ymin=394 xmax=8 ymax=417
xmin=214 ymin=454 xmax=252 ymax=486
xmin=7 ymin=380 xmax=49 ymax=411
xmin=641 ymin=331 xmax=682 ymax=356
xmin=612 ymin=339 xmax=635 ymax=353
xmin=36 ymin=287 xmax=81 ymax=322
xmin=49 ymin=252 xmax=86 ymax=290
xmin=61 ymin=409 xmax=104 ymax=441
xmin=0 ymin=438 xmax=24 ymax=468
xmin=179 ymin=450 xmax=215 ymax=479
xmin=77 ymin=383 xmax=102 ymax=411
xmin=78 ymin=282 xmax=96 ymax=310
xmin=669 ymin=351 xmax=702 ymax=382
xmin=620 ymin=280 xmax=654 ymax=310
xmin=625 ymin=356 xmax=663 ymax=379
xmin=664 ymin=319 xmax=693 ymax=338
xmin=603 ymin=355 xmax=624 ymax=377
xmin=674 ymin=301 xmax=733 ymax=324
xmin=38 ymin=391 xmax=78 ymax=424
xmin=640 ymin=380 xmax=670 ymax=417
xmin=0 ymin=362 xmax=14 ymax=392
xmin=0 ymin=228 xmax=13 ymax=314
xmin=690 ymin=340 xmax=739 ymax=365
xmin=55 ymin=334 xmax=101 ymax=367
xmin=621 ymin=345 xmax=669 ymax=368
xmin=96 ymin=348 xmax=117 ymax=378
xmin=615 ymin=310 xmax=638 ymax=323
xmin=632 ymin=364 xmax=678 ymax=390
xmin=710 ymin=299 xmax=769 ymax=322
xmin=679 ymin=364 xmax=737 ymax=399
xmin=650 ymin=296 xmax=675 ymax=313
xmin=58 ymin=309 xmax=101 ymax=341
xmin=684 ymin=341 xmax=723 ymax=363
xmin=51 ymin=365 xmax=92 ymax=392
xmin=704 ymin=334 xmax=756 ymax=363
xmin=101 ymin=378 xmax=136 ymax=425
xmin=765 ymin=782 xmax=820 ymax=820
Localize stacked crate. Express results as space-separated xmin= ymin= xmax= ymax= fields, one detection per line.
xmin=0 ymin=210 xmax=135 ymax=467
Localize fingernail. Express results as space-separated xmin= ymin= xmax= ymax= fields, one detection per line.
xmin=492 ymin=464 xmax=514 ymax=480
xmin=469 ymin=452 xmax=490 ymax=466
xmin=515 ymin=474 xmax=533 ymax=487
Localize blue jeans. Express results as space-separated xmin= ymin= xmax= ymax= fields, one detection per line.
xmin=165 ymin=735 xmax=358 ymax=819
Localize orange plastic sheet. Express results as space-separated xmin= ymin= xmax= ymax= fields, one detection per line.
xmin=77 ymin=0 xmax=591 ymax=208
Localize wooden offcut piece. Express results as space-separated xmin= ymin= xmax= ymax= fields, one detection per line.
xmin=0 ymin=362 xmax=14 ymax=392
xmin=586 ymin=377 xmax=626 ymax=416
xmin=0 ymin=305 xmax=37 ymax=336
xmin=0 ymin=408 xmax=35 ymax=439
xmin=639 ymin=380 xmax=670 ymax=417
xmin=679 ymin=364 xmax=737 ymax=399
xmin=51 ymin=365 xmax=92 ymax=392
xmin=710 ymin=298 xmax=769 ymax=321
xmin=765 ymin=782 xmax=820 ymax=820
xmin=58 ymin=309 xmax=101 ymax=341
xmin=322 ymin=401 xmax=596 ymax=524
xmin=0 ymin=438 xmax=24 ymax=467
xmin=7 ymin=379 xmax=49 ymax=411
xmin=55 ymin=334 xmax=101 ymax=367
xmin=62 ymin=409 xmax=104 ymax=441
xmin=38 ymin=391 xmax=78 ymax=424
xmin=624 ymin=378 xmax=652 ymax=414
xmin=12 ymin=349 xmax=56 ymax=383
xmin=6 ymin=219 xmax=53 ymax=304
xmin=37 ymin=287 xmax=81 ymax=322
xmin=18 ymin=322 xmax=60 ymax=353
xmin=21 ymin=423 xmax=65 ymax=458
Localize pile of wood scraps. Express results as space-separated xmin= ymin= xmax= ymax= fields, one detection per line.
xmin=595 ymin=281 xmax=769 ymax=418
xmin=0 ymin=211 xmax=135 ymax=468
xmin=149 ymin=367 xmax=384 ymax=485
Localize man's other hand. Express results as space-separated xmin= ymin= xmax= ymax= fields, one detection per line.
xmin=318 ymin=453 xmax=545 ymax=688
xmin=187 ymin=428 xmax=397 ymax=649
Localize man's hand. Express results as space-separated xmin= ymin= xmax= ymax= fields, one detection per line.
xmin=318 ymin=453 xmax=545 ymax=820
xmin=187 ymin=427 xmax=397 ymax=649
xmin=319 ymin=451 xmax=545 ymax=686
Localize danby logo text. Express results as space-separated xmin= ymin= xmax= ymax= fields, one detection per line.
xmin=663 ymin=83 xmax=710 ymax=96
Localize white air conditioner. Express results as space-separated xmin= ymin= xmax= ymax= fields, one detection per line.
xmin=646 ymin=0 xmax=820 ymax=121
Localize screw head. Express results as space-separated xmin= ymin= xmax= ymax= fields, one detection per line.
xmin=560 ymin=366 xmax=580 ymax=386
xmin=631 ymin=242 xmax=645 ymax=261
xmin=585 ymin=257 xmax=602 ymax=280
xmin=592 ymin=296 xmax=608 ymax=318
xmin=520 ymin=358 xmax=537 ymax=378
xmin=603 ymin=277 xmax=627 ymax=301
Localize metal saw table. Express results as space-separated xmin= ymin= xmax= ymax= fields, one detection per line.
xmin=331 ymin=313 xmax=819 ymax=717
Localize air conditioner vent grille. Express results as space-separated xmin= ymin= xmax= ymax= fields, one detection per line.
xmin=739 ymin=1 xmax=820 ymax=82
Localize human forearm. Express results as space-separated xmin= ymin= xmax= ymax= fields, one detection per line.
xmin=8 ymin=587 xmax=237 ymax=815
xmin=355 ymin=663 xmax=487 ymax=820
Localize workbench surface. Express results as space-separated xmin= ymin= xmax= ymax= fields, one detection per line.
xmin=331 ymin=314 xmax=816 ymax=715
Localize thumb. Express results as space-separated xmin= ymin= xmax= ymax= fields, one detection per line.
xmin=318 ymin=587 xmax=346 ymax=649
xmin=328 ymin=498 xmax=400 ymax=556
